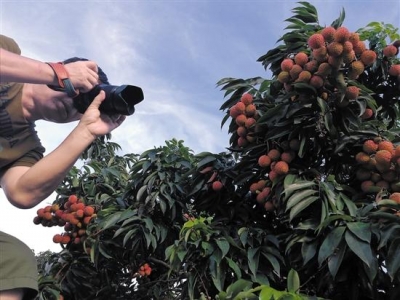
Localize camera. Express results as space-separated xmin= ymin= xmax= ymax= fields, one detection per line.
xmin=73 ymin=84 xmax=144 ymax=115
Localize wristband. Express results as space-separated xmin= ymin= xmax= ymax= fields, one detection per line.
xmin=46 ymin=62 xmax=79 ymax=98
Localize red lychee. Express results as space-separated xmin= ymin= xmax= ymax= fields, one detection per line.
xmin=360 ymin=50 xmax=377 ymax=66
xmin=280 ymin=58 xmax=294 ymax=72
xmin=321 ymin=26 xmax=336 ymax=43
xmin=240 ymin=93 xmax=253 ymax=105
xmin=383 ymin=45 xmax=398 ymax=58
xmin=308 ymin=33 xmax=325 ymax=49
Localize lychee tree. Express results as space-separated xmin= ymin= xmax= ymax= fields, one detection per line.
xmin=34 ymin=2 xmax=400 ymax=300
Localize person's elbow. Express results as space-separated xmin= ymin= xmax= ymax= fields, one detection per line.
xmin=6 ymin=192 xmax=39 ymax=209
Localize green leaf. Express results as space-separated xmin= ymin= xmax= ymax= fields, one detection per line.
xmin=328 ymin=239 xmax=346 ymax=279
xmin=286 ymin=189 xmax=318 ymax=211
xmin=386 ymin=238 xmax=400 ymax=280
xmin=287 ymin=269 xmax=300 ymax=293
xmin=247 ymin=247 xmax=260 ymax=276
xmin=101 ymin=211 xmax=122 ymax=230
xmin=284 ymin=181 xmax=316 ymax=200
xmin=216 ymin=238 xmax=230 ymax=258
xmin=347 ymin=222 xmax=371 ymax=243
xmin=225 ymin=279 xmax=253 ymax=298
xmin=289 ymin=196 xmax=319 ymax=221
xmin=344 ymin=230 xmax=376 ymax=270
xmin=301 ymin=241 xmax=317 ymax=266
xmin=318 ymin=226 xmax=346 ymax=266
xmin=225 ymin=257 xmax=242 ymax=279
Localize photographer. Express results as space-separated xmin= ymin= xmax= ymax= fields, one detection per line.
xmin=0 ymin=34 xmax=126 ymax=300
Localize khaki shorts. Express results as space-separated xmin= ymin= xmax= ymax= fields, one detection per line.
xmin=0 ymin=231 xmax=38 ymax=299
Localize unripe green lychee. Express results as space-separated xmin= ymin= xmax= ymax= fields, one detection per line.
xmin=278 ymin=71 xmax=291 ymax=83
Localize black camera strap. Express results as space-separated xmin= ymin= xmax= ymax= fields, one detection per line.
xmin=46 ymin=62 xmax=79 ymax=98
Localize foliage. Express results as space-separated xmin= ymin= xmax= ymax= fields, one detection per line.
xmin=34 ymin=2 xmax=400 ymax=300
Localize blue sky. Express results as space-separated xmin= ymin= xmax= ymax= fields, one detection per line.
xmin=0 ymin=0 xmax=399 ymax=253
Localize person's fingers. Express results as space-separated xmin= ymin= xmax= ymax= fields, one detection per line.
xmin=85 ymin=61 xmax=99 ymax=74
xmin=88 ymin=90 xmax=106 ymax=109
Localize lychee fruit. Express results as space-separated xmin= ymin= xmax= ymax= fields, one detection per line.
xmin=212 ymin=181 xmax=223 ymax=191
xmin=383 ymin=45 xmax=398 ymax=58
xmin=245 ymin=104 xmax=257 ymax=117
xmin=389 ymin=192 xmax=400 ymax=204
xmin=360 ymin=50 xmax=377 ymax=66
xmin=274 ymin=161 xmax=289 ymax=175
xmin=241 ymin=93 xmax=253 ymax=105
xmin=296 ymin=70 xmax=312 ymax=83
xmin=315 ymin=62 xmax=332 ymax=77
xmin=312 ymin=46 xmax=328 ymax=62
xmin=308 ymin=33 xmax=325 ymax=49
xmin=353 ymin=41 xmax=366 ymax=55
xmin=350 ymin=60 xmax=365 ymax=76
xmin=294 ymin=52 xmax=309 ymax=66
xmin=237 ymin=126 xmax=247 ymax=137
xmin=321 ymin=26 xmax=336 ymax=43
xmin=278 ymin=71 xmax=291 ymax=83
xmin=267 ymin=149 xmax=281 ymax=161
xmin=245 ymin=117 xmax=256 ymax=128
xmin=363 ymin=140 xmax=378 ymax=154
xmin=378 ymin=140 xmax=394 ymax=152
xmin=388 ymin=64 xmax=400 ymax=76
xmin=304 ymin=60 xmax=318 ymax=73
xmin=258 ymin=155 xmax=272 ymax=168
xmin=345 ymin=86 xmax=360 ymax=100
xmin=281 ymin=58 xmax=294 ymax=72
xmin=375 ymin=150 xmax=392 ymax=165
xmin=355 ymin=152 xmax=370 ymax=164
xmin=235 ymin=114 xmax=247 ymax=126
xmin=327 ymin=42 xmax=344 ymax=57
xmin=309 ymin=75 xmax=324 ymax=88
xmin=289 ymin=64 xmax=303 ymax=80
xmin=334 ymin=27 xmax=350 ymax=43
xmin=361 ymin=108 xmax=373 ymax=120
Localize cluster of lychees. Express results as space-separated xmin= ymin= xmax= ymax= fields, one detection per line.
xmin=277 ymin=26 xmax=399 ymax=108
xmin=249 ymin=139 xmax=301 ymax=211
xmin=33 ymin=194 xmax=96 ymax=248
xmin=229 ymin=93 xmax=258 ymax=147
xmin=355 ymin=139 xmax=400 ymax=197
xmin=137 ymin=263 xmax=152 ymax=277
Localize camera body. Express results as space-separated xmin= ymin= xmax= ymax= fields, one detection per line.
xmin=73 ymin=84 xmax=144 ymax=115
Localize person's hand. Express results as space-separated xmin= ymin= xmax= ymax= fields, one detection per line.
xmin=64 ymin=61 xmax=100 ymax=92
xmin=77 ymin=90 xmax=126 ymax=140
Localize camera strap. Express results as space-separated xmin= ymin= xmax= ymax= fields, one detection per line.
xmin=46 ymin=62 xmax=79 ymax=98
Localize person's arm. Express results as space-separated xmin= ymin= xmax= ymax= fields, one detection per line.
xmin=0 ymin=48 xmax=99 ymax=92
xmin=0 ymin=91 xmax=126 ymax=209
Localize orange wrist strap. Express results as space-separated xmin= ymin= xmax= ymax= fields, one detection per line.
xmin=46 ymin=62 xmax=79 ymax=98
